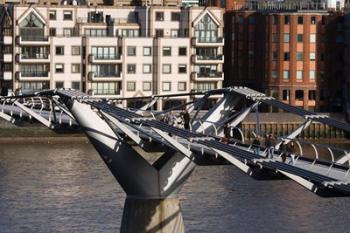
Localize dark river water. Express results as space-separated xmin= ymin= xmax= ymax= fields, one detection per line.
xmin=0 ymin=143 xmax=350 ymax=233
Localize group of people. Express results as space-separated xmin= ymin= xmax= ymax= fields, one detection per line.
xmin=161 ymin=110 xmax=190 ymax=130
xmin=252 ymin=134 xmax=296 ymax=164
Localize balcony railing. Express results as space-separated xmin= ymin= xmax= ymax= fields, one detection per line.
xmin=88 ymin=54 xmax=122 ymax=63
xmin=21 ymin=35 xmax=49 ymax=42
xmin=197 ymin=55 xmax=223 ymax=60
xmin=191 ymin=71 xmax=224 ymax=81
xmin=197 ymin=72 xmax=223 ymax=78
xmin=192 ymin=37 xmax=224 ymax=47
xmin=91 ymin=89 xmax=121 ymax=95
xmin=21 ymin=54 xmax=49 ymax=59
xmin=197 ymin=37 xmax=223 ymax=43
xmin=88 ymin=71 xmax=121 ymax=81
xmin=21 ymin=71 xmax=49 ymax=77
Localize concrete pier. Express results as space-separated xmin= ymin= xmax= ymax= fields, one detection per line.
xmin=121 ymin=198 xmax=184 ymax=233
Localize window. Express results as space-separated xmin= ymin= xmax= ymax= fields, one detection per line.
xmin=171 ymin=12 xmax=180 ymax=21
xmin=92 ymin=64 xmax=118 ymax=77
xmin=55 ymin=46 xmax=64 ymax=55
xmin=143 ymin=82 xmax=152 ymax=91
xmin=121 ymin=29 xmax=139 ymax=37
xmin=85 ymin=29 xmax=107 ymax=37
xmin=272 ymin=15 xmax=278 ymax=25
xmin=55 ymin=63 xmax=64 ymax=73
xmin=92 ymin=46 xmax=117 ymax=59
xmin=162 ymin=82 xmax=171 ymax=91
xmin=284 ymin=15 xmax=290 ymax=24
xmin=297 ymin=34 xmax=303 ymax=42
xmin=309 ymin=70 xmax=316 ymax=80
xmin=162 ymin=64 xmax=171 ymax=74
xmin=143 ymin=47 xmax=152 ymax=56
xmin=178 ymin=82 xmax=186 ymax=91
xmin=311 ymin=16 xmax=317 ymax=24
xmin=284 ymin=52 xmax=290 ymax=61
xmin=71 ymin=46 xmax=80 ymax=55
xmin=295 ymin=90 xmax=304 ymax=100
xmin=283 ymin=70 xmax=289 ymax=80
xmin=155 ymin=29 xmax=164 ymax=37
xmin=163 ymin=47 xmax=171 ymax=56
xmin=156 ymin=12 xmax=164 ymax=21
xmin=296 ymin=70 xmax=303 ymax=80
xmin=297 ymin=16 xmax=303 ymax=24
xmin=272 ymin=52 xmax=278 ymax=60
xmin=49 ymin=10 xmax=56 ymax=20
xmin=179 ymin=47 xmax=187 ymax=56
xmin=283 ymin=33 xmax=290 ymax=43
xmin=49 ymin=28 xmax=56 ymax=36
xmin=171 ymin=29 xmax=179 ymax=37
xmin=56 ymin=81 xmax=64 ymax=88
xmin=143 ymin=64 xmax=152 ymax=74
xmin=296 ymin=52 xmax=303 ymax=61
xmin=63 ymin=11 xmax=72 ymax=20
xmin=92 ymin=82 xmax=120 ymax=95
xmin=271 ymin=70 xmax=277 ymax=79
xmin=194 ymin=14 xmax=219 ymax=43
xmin=71 ymin=64 xmax=80 ymax=73
xmin=272 ymin=33 xmax=278 ymax=43
xmin=127 ymin=82 xmax=136 ymax=91
xmin=72 ymin=82 xmax=80 ymax=90
xmin=249 ymin=16 xmax=256 ymax=24
xmin=310 ymin=34 xmax=316 ymax=43
xmin=63 ymin=28 xmax=72 ymax=37
xmin=127 ymin=46 xmax=136 ymax=56
xmin=310 ymin=52 xmax=316 ymax=61
xmin=178 ymin=64 xmax=187 ymax=74
xmin=127 ymin=64 xmax=136 ymax=74
xmin=309 ymin=90 xmax=316 ymax=100
xmin=282 ymin=89 xmax=290 ymax=101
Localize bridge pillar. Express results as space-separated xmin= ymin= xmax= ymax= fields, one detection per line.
xmin=121 ymin=198 xmax=184 ymax=233
xmin=68 ymin=101 xmax=195 ymax=233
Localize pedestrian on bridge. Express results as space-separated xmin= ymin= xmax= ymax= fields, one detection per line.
xmin=252 ymin=136 xmax=261 ymax=155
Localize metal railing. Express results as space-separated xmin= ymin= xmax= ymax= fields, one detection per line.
xmin=21 ymin=71 xmax=49 ymax=77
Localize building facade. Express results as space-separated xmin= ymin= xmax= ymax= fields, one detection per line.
xmin=224 ymin=7 xmax=344 ymax=112
xmin=0 ymin=4 xmax=224 ymax=109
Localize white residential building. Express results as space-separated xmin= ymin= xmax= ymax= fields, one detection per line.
xmin=0 ymin=4 xmax=224 ymax=109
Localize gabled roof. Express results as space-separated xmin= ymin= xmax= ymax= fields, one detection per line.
xmin=192 ymin=8 xmax=222 ymax=27
xmin=17 ymin=7 xmax=46 ymax=26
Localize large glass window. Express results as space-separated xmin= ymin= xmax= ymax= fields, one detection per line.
xmin=195 ymin=65 xmax=218 ymax=77
xmin=92 ymin=46 xmax=117 ymax=59
xmin=19 ymin=13 xmax=45 ymax=41
xmin=21 ymin=46 xmax=49 ymax=59
xmin=92 ymin=82 xmax=120 ymax=95
xmin=20 ymin=81 xmax=49 ymax=92
xmin=92 ymin=64 xmax=118 ymax=77
xmin=20 ymin=64 xmax=48 ymax=77
xmin=195 ymin=14 xmax=219 ymax=43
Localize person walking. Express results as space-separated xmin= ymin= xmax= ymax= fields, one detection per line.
xmin=182 ymin=110 xmax=190 ymax=130
xmin=252 ymin=136 xmax=261 ymax=155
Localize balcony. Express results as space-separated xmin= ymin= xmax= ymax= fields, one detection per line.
xmin=2 ymin=72 xmax=12 ymax=80
xmin=192 ymin=37 xmax=224 ymax=47
xmin=191 ymin=71 xmax=224 ymax=81
xmin=88 ymin=89 xmax=121 ymax=97
xmin=88 ymin=54 xmax=122 ymax=64
xmin=16 ymin=36 xmax=50 ymax=45
xmin=3 ymin=54 xmax=12 ymax=62
xmin=88 ymin=71 xmax=122 ymax=81
xmin=16 ymin=71 xmax=50 ymax=81
xmin=3 ymin=36 xmax=12 ymax=45
xmin=16 ymin=53 xmax=50 ymax=63
xmin=192 ymin=54 xmax=224 ymax=64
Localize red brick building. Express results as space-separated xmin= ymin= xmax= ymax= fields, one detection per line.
xmin=224 ymin=8 xmax=344 ymax=112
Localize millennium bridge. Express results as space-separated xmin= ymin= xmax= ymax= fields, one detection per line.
xmin=1 ymin=87 xmax=350 ymax=233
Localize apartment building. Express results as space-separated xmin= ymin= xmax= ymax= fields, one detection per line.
xmin=224 ymin=5 xmax=344 ymax=112
xmin=0 ymin=4 xmax=224 ymax=109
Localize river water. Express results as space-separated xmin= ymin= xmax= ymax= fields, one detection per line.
xmin=0 ymin=143 xmax=350 ymax=233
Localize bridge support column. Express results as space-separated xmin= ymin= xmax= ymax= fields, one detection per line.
xmin=121 ymin=197 xmax=184 ymax=233
xmin=68 ymin=101 xmax=195 ymax=233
